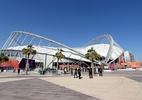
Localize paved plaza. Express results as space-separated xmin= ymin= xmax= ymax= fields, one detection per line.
xmin=0 ymin=70 xmax=142 ymax=100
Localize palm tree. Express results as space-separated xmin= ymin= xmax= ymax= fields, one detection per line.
xmin=85 ymin=47 xmax=101 ymax=76
xmin=0 ymin=53 xmax=9 ymax=66
xmin=22 ymin=45 xmax=36 ymax=75
xmin=54 ymin=49 xmax=65 ymax=74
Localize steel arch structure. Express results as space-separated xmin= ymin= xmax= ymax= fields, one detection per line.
xmin=2 ymin=31 xmax=84 ymax=56
xmin=84 ymin=34 xmax=124 ymax=63
xmin=1 ymin=31 xmax=124 ymax=68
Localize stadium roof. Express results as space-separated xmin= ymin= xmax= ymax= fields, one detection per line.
xmin=1 ymin=31 xmax=124 ymax=64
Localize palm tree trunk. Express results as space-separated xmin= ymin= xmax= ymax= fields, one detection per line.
xmin=56 ymin=58 xmax=59 ymax=74
xmin=91 ymin=61 xmax=94 ymax=76
xmin=25 ymin=55 xmax=29 ymax=75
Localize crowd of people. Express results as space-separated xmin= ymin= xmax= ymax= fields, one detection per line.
xmin=0 ymin=65 xmax=103 ymax=78
xmin=71 ymin=67 xmax=103 ymax=79
xmin=71 ymin=66 xmax=103 ymax=79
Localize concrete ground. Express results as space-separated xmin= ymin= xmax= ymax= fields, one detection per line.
xmin=0 ymin=70 xmax=142 ymax=100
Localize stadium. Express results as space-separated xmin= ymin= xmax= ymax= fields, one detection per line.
xmin=0 ymin=31 xmax=134 ymax=70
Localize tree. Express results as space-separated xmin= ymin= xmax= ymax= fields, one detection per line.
xmin=85 ymin=47 xmax=101 ymax=76
xmin=54 ymin=49 xmax=65 ymax=74
xmin=22 ymin=45 xmax=36 ymax=75
xmin=0 ymin=53 xmax=9 ymax=66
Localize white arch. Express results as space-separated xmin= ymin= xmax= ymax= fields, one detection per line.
xmin=1 ymin=31 xmax=124 ymax=66
xmin=84 ymin=34 xmax=124 ymax=63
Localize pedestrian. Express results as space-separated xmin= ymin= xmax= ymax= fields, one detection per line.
xmin=74 ymin=68 xmax=77 ymax=78
xmin=98 ymin=67 xmax=103 ymax=76
xmin=64 ymin=67 xmax=67 ymax=74
xmin=1 ymin=68 xmax=4 ymax=72
xmin=78 ymin=67 xmax=82 ymax=79
xmin=17 ymin=68 xmax=20 ymax=75
xmin=71 ymin=68 xmax=73 ymax=76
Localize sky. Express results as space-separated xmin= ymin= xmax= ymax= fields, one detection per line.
xmin=0 ymin=0 xmax=142 ymax=61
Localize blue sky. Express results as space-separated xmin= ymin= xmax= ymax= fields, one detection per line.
xmin=0 ymin=0 xmax=142 ymax=61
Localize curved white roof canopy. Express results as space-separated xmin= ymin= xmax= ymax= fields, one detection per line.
xmin=1 ymin=31 xmax=124 ymax=64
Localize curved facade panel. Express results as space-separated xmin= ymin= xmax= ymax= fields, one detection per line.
xmin=1 ymin=31 xmax=124 ymax=68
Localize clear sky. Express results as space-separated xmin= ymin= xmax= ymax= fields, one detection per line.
xmin=0 ymin=0 xmax=142 ymax=61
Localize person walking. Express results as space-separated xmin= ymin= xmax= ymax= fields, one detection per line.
xmin=64 ymin=67 xmax=67 ymax=74
xmin=98 ymin=67 xmax=103 ymax=76
xmin=74 ymin=68 xmax=77 ymax=78
xmin=71 ymin=68 xmax=73 ymax=76
xmin=78 ymin=67 xmax=82 ymax=79
xmin=17 ymin=68 xmax=20 ymax=75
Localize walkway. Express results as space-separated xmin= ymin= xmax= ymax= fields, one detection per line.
xmin=0 ymin=71 xmax=142 ymax=100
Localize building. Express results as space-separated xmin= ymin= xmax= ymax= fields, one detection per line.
xmin=0 ymin=31 xmax=133 ymax=69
